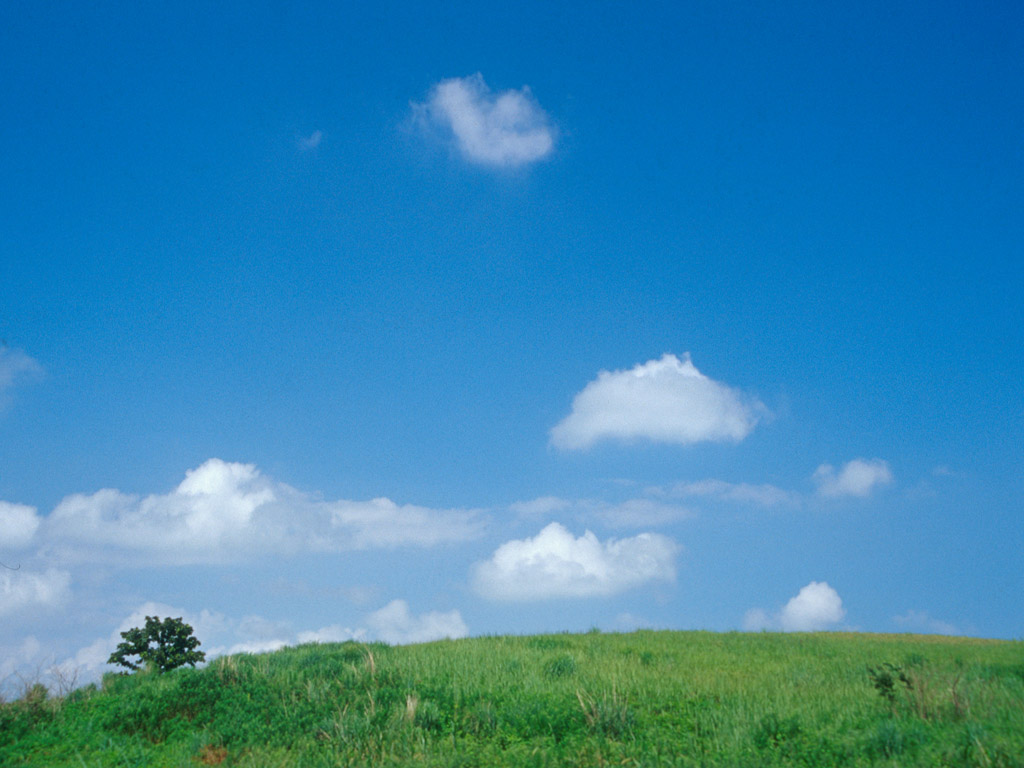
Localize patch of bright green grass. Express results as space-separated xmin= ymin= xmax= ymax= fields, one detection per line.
xmin=2 ymin=631 xmax=1021 ymax=766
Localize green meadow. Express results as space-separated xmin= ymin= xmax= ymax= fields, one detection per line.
xmin=2 ymin=630 xmax=1022 ymax=767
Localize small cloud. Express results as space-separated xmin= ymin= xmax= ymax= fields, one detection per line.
xmin=0 ymin=501 xmax=41 ymax=549
xmin=0 ymin=348 xmax=43 ymax=410
xmin=813 ymin=458 xmax=893 ymax=498
xmin=298 ymin=130 xmax=323 ymax=150
xmin=893 ymin=610 xmax=959 ymax=636
xmin=471 ymin=522 xmax=677 ymax=601
xmin=780 ymin=582 xmax=846 ymax=631
xmin=365 ymin=600 xmax=468 ymax=644
xmin=669 ymin=479 xmax=800 ymax=507
xmin=550 ymin=354 xmax=765 ymax=451
xmin=0 ymin=568 xmax=71 ymax=617
xmin=413 ymin=73 xmax=555 ymax=168
xmin=744 ymin=581 xmax=846 ymax=632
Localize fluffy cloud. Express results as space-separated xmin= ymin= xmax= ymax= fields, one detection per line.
xmin=780 ymin=582 xmax=846 ymax=630
xmin=813 ymin=458 xmax=893 ymax=498
xmin=414 ymin=73 xmax=555 ymax=168
xmin=471 ymin=522 xmax=677 ymax=600
xmin=0 ymin=568 xmax=71 ymax=617
xmin=365 ymin=600 xmax=468 ymax=644
xmin=0 ymin=348 xmax=43 ymax=410
xmin=550 ymin=354 xmax=764 ymax=450
xmin=45 ymin=458 xmax=484 ymax=564
xmin=0 ymin=502 xmax=40 ymax=549
xmin=744 ymin=581 xmax=846 ymax=632
xmin=668 ymin=479 xmax=800 ymax=507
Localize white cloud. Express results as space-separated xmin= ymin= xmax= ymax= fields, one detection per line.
xmin=0 ymin=348 xmax=43 ymax=410
xmin=44 ymin=458 xmax=483 ymax=564
xmin=0 ymin=502 xmax=40 ymax=549
xmin=814 ymin=458 xmax=893 ymax=498
xmin=365 ymin=600 xmax=468 ymax=644
xmin=668 ymin=479 xmax=800 ymax=507
xmin=414 ymin=73 xmax=555 ymax=168
xmin=744 ymin=581 xmax=846 ymax=632
xmin=893 ymin=610 xmax=958 ymax=636
xmin=550 ymin=354 xmax=764 ymax=450
xmin=0 ymin=568 xmax=71 ymax=617
xmin=471 ymin=522 xmax=677 ymax=600
xmin=780 ymin=582 xmax=846 ymax=630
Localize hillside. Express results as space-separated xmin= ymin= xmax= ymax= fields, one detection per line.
xmin=2 ymin=630 xmax=1022 ymax=766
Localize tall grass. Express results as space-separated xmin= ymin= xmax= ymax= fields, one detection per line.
xmin=1 ymin=630 xmax=1021 ymax=766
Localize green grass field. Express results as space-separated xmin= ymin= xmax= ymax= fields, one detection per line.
xmin=2 ymin=630 xmax=1022 ymax=766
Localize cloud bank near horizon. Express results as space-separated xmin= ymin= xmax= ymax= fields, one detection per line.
xmin=550 ymin=354 xmax=764 ymax=450
xmin=36 ymin=598 xmax=468 ymax=691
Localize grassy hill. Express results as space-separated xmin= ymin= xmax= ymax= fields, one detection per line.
xmin=2 ymin=630 xmax=1022 ymax=766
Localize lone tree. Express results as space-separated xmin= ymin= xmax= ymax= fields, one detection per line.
xmin=108 ymin=616 xmax=206 ymax=673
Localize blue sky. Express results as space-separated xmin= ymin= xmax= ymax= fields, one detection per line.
xmin=2 ymin=0 xmax=1022 ymax=687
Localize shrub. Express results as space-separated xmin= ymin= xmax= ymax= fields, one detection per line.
xmin=108 ymin=616 xmax=206 ymax=673
xmin=867 ymin=662 xmax=911 ymax=705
